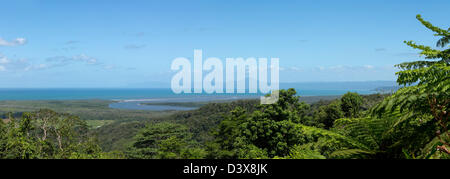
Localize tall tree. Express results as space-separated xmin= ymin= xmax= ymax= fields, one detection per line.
xmin=315 ymin=100 xmax=344 ymax=129
xmin=341 ymin=92 xmax=363 ymax=118
xmin=0 ymin=109 xmax=106 ymax=159
xmin=126 ymin=122 xmax=205 ymax=159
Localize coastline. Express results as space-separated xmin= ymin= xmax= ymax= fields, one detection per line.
xmin=0 ymin=87 xmax=382 ymax=111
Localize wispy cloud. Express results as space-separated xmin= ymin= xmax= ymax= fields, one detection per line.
xmin=44 ymin=54 xmax=129 ymax=71
xmin=0 ymin=53 xmax=46 ymax=72
xmin=0 ymin=37 xmax=27 ymax=46
xmin=0 ymin=53 xmax=128 ymax=72
xmin=46 ymin=54 xmax=100 ymax=66
xmin=24 ymin=63 xmax=49 ymax=71
xmin=124 ymin=44 xmax=146 ymax=50
xmin=0 ymin=55 xmax=11 ymax=64
xmin=280 ymin=66 xmax=304 ymax=72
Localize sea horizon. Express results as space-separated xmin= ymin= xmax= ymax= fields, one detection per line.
xmin=0 ymin=88 xmax=378 ymax=101
xmin=0 ymin=81 xmax=397 ymax=100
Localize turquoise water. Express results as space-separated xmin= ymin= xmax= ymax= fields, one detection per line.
xmin=0 ymin=88 xmax=174 ymax=100
xmin=0 ymin=88 xmax=375 ymax=101
xmin=0 ymin=88 xmax=376 ymax=111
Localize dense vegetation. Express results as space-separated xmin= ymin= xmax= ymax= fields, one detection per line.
xmin=0 ymin=15 xmax=448 ymax=159
xmin=0 ymin=109 xmax=122 ymax=159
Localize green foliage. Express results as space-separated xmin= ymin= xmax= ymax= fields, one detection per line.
xmin=315 ymin=100 xmax=344 ymax=129
xmin=331 ymin=117 xmax=391 ymax=158
xmin=235 ymin=143 xmax=269 ymax=159
xmin=239 ymin=89 xmax=313 ymax=157
xmin=275 ymin=144 xmax=325 ymax=159
xmin=199 ymin=19 xmax=448 ymax=158
xmin=174 ymin=99 xmax=259 ymax=144
xmin=207 ymin=107 xmax=249 ymax=158
xmin=293 ymin=124 xmax=370 ymax=158
xmin=341 ymin=92 xmax=363 ymax=118
xmin=126 ymin=122 xmax=206 ymax=159
xmin=93 ymin=121 xmax=147 ymax=152
xmin=330 ymin=149 xmax=375 ymax=159
xmin=208 ymin=89 xmax=372 ymax=159
xmin=372 ymin=14 xmax=449 ymax=157
xmin=0 ymin=119 xmax=6 ymax=157
xmin=0 ymin=109 xmax=108 ymax=159
xmin=2 ymin=15 xmax=448 ymax=159
xmin=2 ymin=113 xmax=38 ymax=159
xmin=333 ymin=117 xmax=390 ymax=150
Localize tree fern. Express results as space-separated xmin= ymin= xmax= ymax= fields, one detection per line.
xmin=371 ymin=14 xmax=449 ymax=157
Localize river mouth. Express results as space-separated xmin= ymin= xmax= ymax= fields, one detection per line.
xmin=108 ymin=96 xmax=259 ymax=111
xmin=109 ymin=101 xmax=198 ymax=111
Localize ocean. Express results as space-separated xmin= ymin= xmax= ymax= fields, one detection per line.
xmin=0 ymin=86 xmax=382 ymax=110
xmin=0 ymin=81 xmax=398 ymax=101
xmin=0 ymin=88 xmax=376 ymax=101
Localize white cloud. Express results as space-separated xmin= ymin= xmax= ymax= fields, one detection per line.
xmin=329 ymin=65 xmax=345 ymax=71
xmin=280 ymin=66 xmax=304 ymax=72
xmin=25 ymin=64 xmax=49 ymax=71
xmin=45 ymin=54 xmax=122 ymax=71
xmin=0 ymin=37 xmax=27 ymax=46
xmin=46 ymin=54 xmax=100 ymax=66
xmin=0 ymin=56 xmax=11 ymax=64
xmin=0 ymin=53 xmax=127 ymax=73
xmin=73 ymin=54 xmax=98 ymax=64
xmin=289 ymin=66 xmax=302 ymax=71
xmin=0 ymin=53 xmax=37 ymax=72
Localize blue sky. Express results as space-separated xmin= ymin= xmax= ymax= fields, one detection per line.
xmin=0 ymin=0 xmax=448 ymax=88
